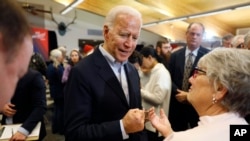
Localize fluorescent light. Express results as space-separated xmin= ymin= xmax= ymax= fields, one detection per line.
xmin=235 ymin=5 xmax=250 ymax=10
xmin=142 ymin=23 xmax=158 ymax=27
xmin=189 ymin=9 xmax=232 ymax=19
xmin=60 ymin=0 xmax=84 ymax=15
xmin=135 ymin=0 xmax=173 ymax=16
xmin=159 ymin=17 xmax=187 ymax=24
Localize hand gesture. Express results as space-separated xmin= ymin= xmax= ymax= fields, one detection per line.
xmin=148 ymin=107 xmax=173 ymax=137
xmin=122 ymin=108 xmax=145 ymax=133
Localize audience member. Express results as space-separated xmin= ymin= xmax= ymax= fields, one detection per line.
xmin=62 ymin=49 xmax=82 ymax=83
xmin=244 ymin=33 xmax=250 ymax=50
xmin=231 ymin=35 xmax=244 ymax=48
xmin=46 ymin=49 xmax=65 ymax=134
xmin=29 ymin=52 xmax=47 ymax=77
xmin=148 ymin=48 xmax=250 ymax=141
xmin=57 ymin=45 xmax=68 ymax=67
xmin=1 ymin=69 xmax=47 ymax=141
xmin=221 ymin=34 xmax=234 ymax=48
xmin=128 ymin=50 xmax=142 ymax=70
xmin=0 ymin=0 xmax=33 ymax=110
xmin=82 ymin=44 xmax=95 ymax=57
xmin=155 ymin=40 xmax=172 ymax=69
xmin=168 ymin=22 xmax=210 ymax=131
xmin=139 ymin=46 xmax=171 ymax=141
xmin=64 ymin=5 xmax=147 ymax=141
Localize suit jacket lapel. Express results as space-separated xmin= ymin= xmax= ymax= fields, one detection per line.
xmin=124 ymin=64 xmax=137 ymax=107
xmin=179 ymin=48 xmax=186 ymax=75
xmin=94 ymin=49 xmax=129 ymax=107
xmin=193 ymin=47 xmax=207 ymax=67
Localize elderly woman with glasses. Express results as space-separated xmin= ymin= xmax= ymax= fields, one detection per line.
xmin=147 ymin=48 xmax=250 ymax=141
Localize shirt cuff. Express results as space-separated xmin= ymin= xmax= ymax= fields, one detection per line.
xmin=120 ymin=120 xmax=129 ymax=139
xmin=17 ymin=127 xmax=30 ymax=136
xmin=164 ymin=132 xmax=174 ymax=141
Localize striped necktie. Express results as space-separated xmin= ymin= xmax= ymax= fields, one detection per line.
xmin=182 ymin=53 xmax=193 ymax=91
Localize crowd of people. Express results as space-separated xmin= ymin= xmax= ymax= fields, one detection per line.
xmin=0 ymin=1 xmax=249 ymax=141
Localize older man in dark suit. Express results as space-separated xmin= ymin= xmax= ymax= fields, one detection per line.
xmin=64 ymin=5 xmax=147 ymax=141
xmin=168 ymin=22 xmax=210 ymax=131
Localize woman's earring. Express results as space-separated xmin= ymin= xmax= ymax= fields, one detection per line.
xmin=212 ymin=95 xmax=217 ymax=104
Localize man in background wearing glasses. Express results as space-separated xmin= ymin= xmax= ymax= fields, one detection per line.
xmin=168 ymin=22 xmax=210 ymax=132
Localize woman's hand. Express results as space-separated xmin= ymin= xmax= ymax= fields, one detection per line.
xmin=148 ymin=107 xmax=173 ymax=137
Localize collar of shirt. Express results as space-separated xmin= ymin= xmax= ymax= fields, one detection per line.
xmin=98 ymin=44 xmax=127 ymax=72
xmin=185 ymin=46 xmax=200 ymax=57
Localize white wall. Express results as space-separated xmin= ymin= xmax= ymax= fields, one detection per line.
xmin=45 ymin=10 xmax=164 ymax=53
xmin=19 ymin=0 xmax=164 ymax=53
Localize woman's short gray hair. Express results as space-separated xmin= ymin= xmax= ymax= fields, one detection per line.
xmin=104 ymin=5 xmax=142 ymax=29
xmin=50 ymin=49 xmax=62 ymax=68
xmin=244 ymin=33 xmax=250 ymax=49
xmin=198 ymin=48 xmax=250 ymax=117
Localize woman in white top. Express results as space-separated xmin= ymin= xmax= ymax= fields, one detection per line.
xmin=139 ymin=46 xmax=171 ymax=141
xmin=148 ymin=48 xmax=250 ymax=141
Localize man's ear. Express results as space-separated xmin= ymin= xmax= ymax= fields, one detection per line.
xmin=103 ymin=25 xmax=109 ymax=39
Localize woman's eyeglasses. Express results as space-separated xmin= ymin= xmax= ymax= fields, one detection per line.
xmin=193 ymin=67 xmax=206 ymax=78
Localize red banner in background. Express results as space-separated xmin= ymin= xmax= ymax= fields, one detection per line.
xmin=32 ymin=27 xmax=49 ymax=61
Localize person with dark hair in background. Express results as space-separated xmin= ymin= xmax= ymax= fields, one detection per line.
xmin=148 ymin=48 xmax=250 ymax=141
xmin=1 ymin=69 xmax=47 ymax=141
xmin=168 ymin=22 xmax=210 ymax=131
xmin=62 ymin=49 xmax=82 ymax=83
xmin=139 ymin=46 xmax=171 ymax=141
xmin=128 ymin=50 xmax=142 ymax=70
xmin=64 ymin=5 xmax=147 ymax=141
xmin=155 ymin=40 xmax=172 ymax=70
xmin=29 ymin=52 xmax=47 ymax=77
xmin=0 ymin=0 xmax=33 ymax=110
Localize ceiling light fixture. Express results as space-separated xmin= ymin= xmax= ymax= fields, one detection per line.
xmin=135 ymin=0 xmax=173 ymax=17
xmin=142 ymin=22 xmax=158 ymax=27
xmin=188 ymin=9 xmax=232 ymax=19
xmin=235 ymin=5 xmax=250 ymax=10
xmin=159 ymin=17 xmax=187 ymax=24
xmin=60 ymin=0 xmax=84 ymax=15
xmin=142 ymin=2 xmax=250 ymax=28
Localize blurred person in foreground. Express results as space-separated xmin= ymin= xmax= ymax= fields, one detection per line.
xmin=1 ymin=69 xmax=47 ymax=141
xmin=147 ymin=48 xmax=250 ymax=141
xmin=64 ymin=5 xmax=147 ymax=141
xmin=0 ymin=0 xmax=33 ymax=110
